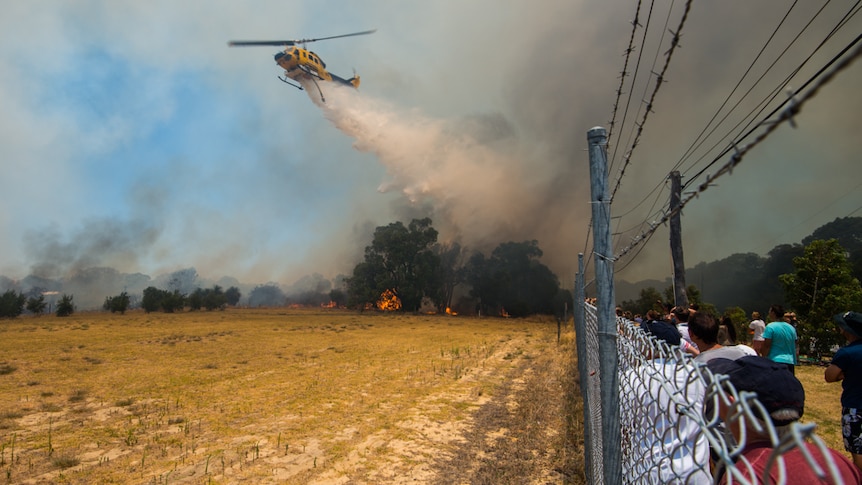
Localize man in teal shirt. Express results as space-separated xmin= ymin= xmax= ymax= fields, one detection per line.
xmin=761 ymin=304 xmax=798 ymax=374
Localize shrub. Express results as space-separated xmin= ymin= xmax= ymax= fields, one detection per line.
xmin=103 ymin=291 xmax=130 ymax=314
xmin=0 ymin=290 xmax=26 ymax=318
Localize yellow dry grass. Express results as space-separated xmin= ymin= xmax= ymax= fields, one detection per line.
xmin=795 ymin=363 xmax=846 ymax=454
xmin=0 ymin=308 xmax=580 ymax=484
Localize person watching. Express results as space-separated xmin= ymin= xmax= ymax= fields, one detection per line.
xmin=707 ymin=356 xmax=861 ymax=483
xmin=689 ymin=312 xmax=756 ymax=364
xmin=825 ymin=311 xmax=862 ymax=472
xmin=761 ymin=304 xmax=798 ymax=374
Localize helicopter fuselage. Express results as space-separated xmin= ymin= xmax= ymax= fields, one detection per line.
xmin=275 ymin=46 xmax=360 ymax=89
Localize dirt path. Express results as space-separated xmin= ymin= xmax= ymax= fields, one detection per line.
xmin=306 ymin=331 xmax=585 ymax=484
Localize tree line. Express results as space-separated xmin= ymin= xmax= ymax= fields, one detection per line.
xmin=5 ymin=215 xmax=857 ymax=342
xmin=345 ymin=217 xmax=569 ymax=317
xmin=620 ymin=234 xmax=862 ymax=357
xmin=0 ymin=291 xmax=74 ymax=318
xmin=1 ymin=215 xmax=567 ymax=319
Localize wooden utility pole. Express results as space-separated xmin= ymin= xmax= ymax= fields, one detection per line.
xmin=669 ymin=171 xmax=688 ymax=308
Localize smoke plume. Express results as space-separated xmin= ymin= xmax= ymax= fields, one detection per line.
xmin=308 ymin=80 xmax=591 ymax=273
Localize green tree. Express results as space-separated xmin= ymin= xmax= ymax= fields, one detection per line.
xmin=465 ymin=240 xmax=561 ymax=317
xmin=103 ymin=291 xmax=130 ymax=314
xmin=203 ymin=285 xmax=227 ymax=311
xmin=347 ymin=218 xmax=442 ymax=311
xmin=346 ymin=261 xmax=379 ymax=309
xmin=142 ymin=286 xmax=163 ymax=313
xmin=463 ymin=252 xmax=495 ymax=314
xmin=141 ymin=287 xmax=185 ymax=313
xmin=56 ymin=294 xmax=75 ymax=317
xmin=248 ymin=284 xmax=286 ymax=307
xmin=329 ymin=288 xmax=347 ymax=307
xmin=663 ymin=284 xmax=713 ymax=315
xmin=26 ymin=294 xmax=47 ymax=315
xmin=225 ymin=286 xmax=242 ymax=306
xmin=0 ymin=290 xmax=27 ymax=318
xmin=780 ymin=239 xmax=862 ymax=356
xmin=435 ymin=242 xmax=466 ymax=312
xmin=620 ymin=287 xmax=664 ymax=316
xmin=187 ymin=288 xmax=205 ymax=311
xmin=161 ymin=290 xmax=185 ymax=313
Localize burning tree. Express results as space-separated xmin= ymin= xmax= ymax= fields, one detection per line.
xmin=376 ymin=289 xmax=402 ymax=311
xmin=347 ymin=218 xmax=442 ymax=312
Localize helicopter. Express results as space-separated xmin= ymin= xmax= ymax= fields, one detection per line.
xmin=228 ymin=29 xmax=376 ymax=102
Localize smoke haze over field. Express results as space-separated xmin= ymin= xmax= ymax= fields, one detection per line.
xmin=1 ymin=1 xmax=860 ymax=305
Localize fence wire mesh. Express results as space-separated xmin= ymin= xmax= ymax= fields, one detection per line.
xmin=580 ymin=303 xmax=849 ymax=484
xmin=582 ymin=299 xmax=605 ymax=483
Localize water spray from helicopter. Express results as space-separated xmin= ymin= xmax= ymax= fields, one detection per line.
xmin=305 ymin=79 xmax=550 ymax=254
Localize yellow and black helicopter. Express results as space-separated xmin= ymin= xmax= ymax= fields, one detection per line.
xmin=228 ymin=29 xmax=376 ymax=102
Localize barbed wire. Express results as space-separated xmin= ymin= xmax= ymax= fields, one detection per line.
xmin=612 ymin=38 xmax=862 ymax=263
xmin=609 ymin=0 xmax=693 ymax=204
xmin=606 ymin=0 xmax=644 ymax=160
xmin=587 ymin=0 xmax=688 ymax=274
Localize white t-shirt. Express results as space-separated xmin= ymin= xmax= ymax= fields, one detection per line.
xmin=749 ymin=319 xmax=766 ymax=341
xmin=621 ymin=359 xmax=712 ymax=484
xmin=695 ymin=345 xmax=757 ymax=364
xmin=677 ymin=323 xmax=699 ymax=350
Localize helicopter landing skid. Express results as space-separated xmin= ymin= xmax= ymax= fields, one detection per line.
xmin=278 ymin=76 xmax=304 ymax=90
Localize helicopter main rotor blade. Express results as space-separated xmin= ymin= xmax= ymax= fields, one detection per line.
xmin=228 ymin=40 xmax=297 ymax=47
xmin=295 ymin=29 xmax=377 ymax=44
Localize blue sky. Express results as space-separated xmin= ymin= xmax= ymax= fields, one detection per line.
xmin=1 ymin=1 xmax=861 ymax=291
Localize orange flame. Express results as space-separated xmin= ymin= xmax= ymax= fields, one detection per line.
xmin=445 ymin=307 xmax=458 ymax=316
xmin=501 ymin=307 xmax=510 ymax=318
xmin=376 ymin=289 xmax=402 ymax=311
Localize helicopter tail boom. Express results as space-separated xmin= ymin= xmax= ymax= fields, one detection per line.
xmin=331 ymin=73 xmax=360 ymax=89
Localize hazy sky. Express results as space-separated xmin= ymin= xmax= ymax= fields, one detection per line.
xmin=1 ymin=1 xmax=860 ymax=290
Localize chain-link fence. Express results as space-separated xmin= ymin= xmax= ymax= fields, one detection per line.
xmin=579 ymin=303 xmax=850 ymax=484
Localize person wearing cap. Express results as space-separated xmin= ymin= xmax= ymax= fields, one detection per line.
xmin=761 ymin=304 xmax=798 ymax=374
xmin=707 ymin=356 xmax=861 ymax=483
xmin=825 ymin=311 xmax=862 ymax=472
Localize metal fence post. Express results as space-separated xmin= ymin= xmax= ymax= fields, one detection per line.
xmin=587 ymin=126 xmax=621 ymax=485
xmin=574 ymin=253 xmax=596 ymax=484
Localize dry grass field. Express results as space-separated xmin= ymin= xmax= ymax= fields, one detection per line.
xmin=0 ymin=309 xmax=584 ymax=484
xmin=795 ymin=363 xmax=847 ymax=454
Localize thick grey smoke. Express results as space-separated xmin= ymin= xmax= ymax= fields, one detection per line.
xmin=314 ymin=82 xmax=556 ymax=255
xmin=2 ymin=0 xmax=860 ymax=308
xmin=23 ymin=218 xmax=160 ymax=279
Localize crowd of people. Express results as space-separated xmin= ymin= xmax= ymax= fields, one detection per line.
xmin=617 ymin=302 xmax=862 ymax=483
